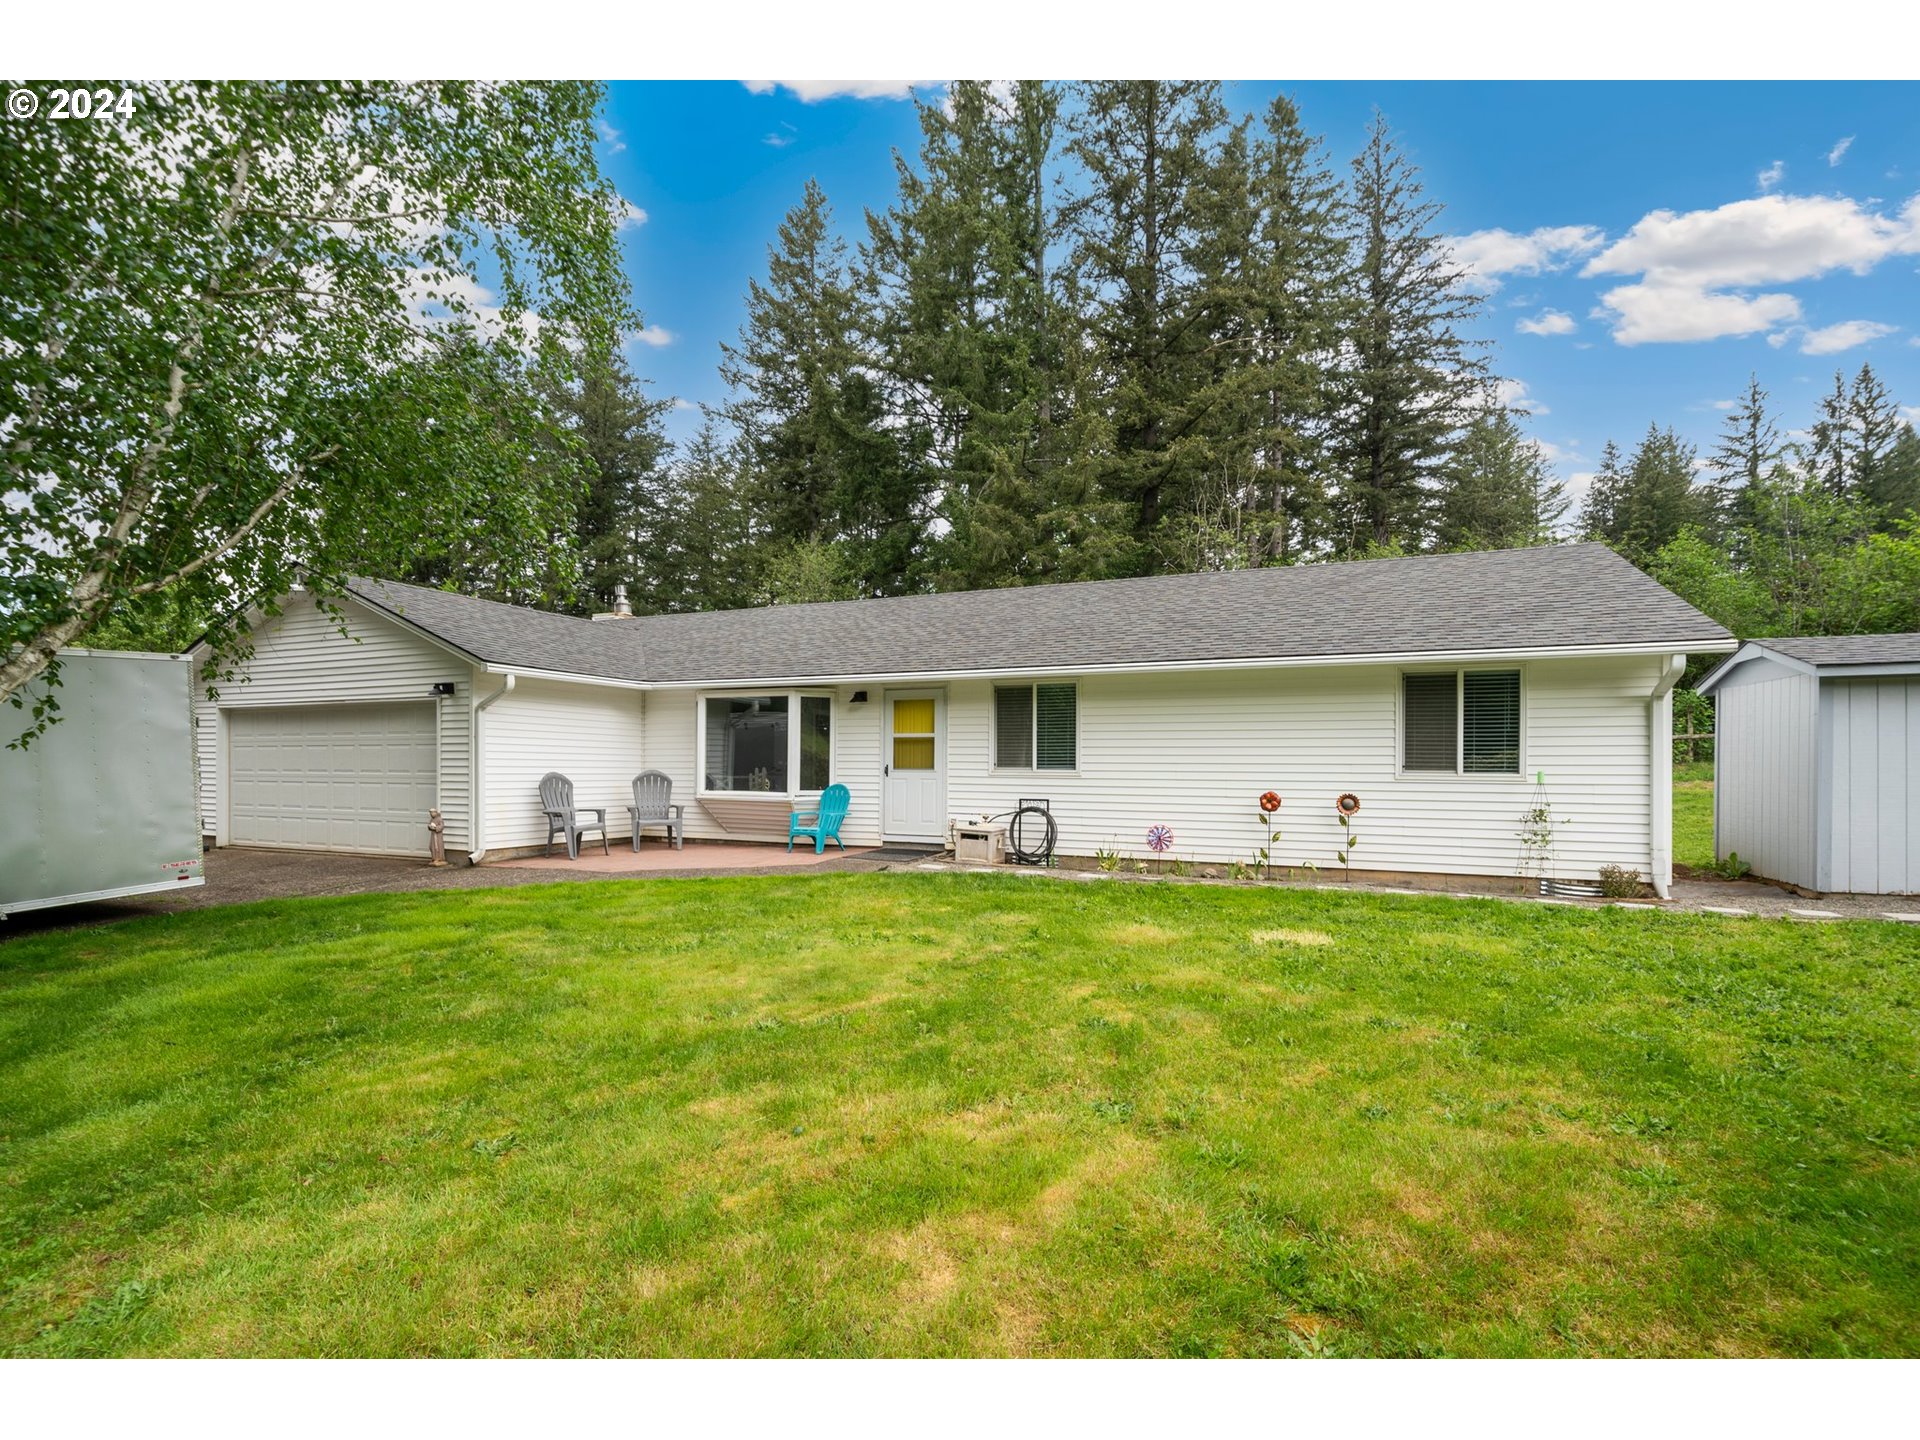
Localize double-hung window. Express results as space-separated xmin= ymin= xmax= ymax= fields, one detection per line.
xmin=993 ymin=682 xmax=1077 ymax=771
xmin=1402 ymin=670 xmax=1522 ymax=775
xmin=701 ymin=693 xmax=833 ymax=793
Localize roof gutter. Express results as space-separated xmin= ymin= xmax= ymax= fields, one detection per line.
xmin=469 ymin=673 xmax=515 ymax=863
xmin=638 ymin=637 xmax=1740 ymax=691
xmin=1647 ymin=654 xmax=1686 ymax=900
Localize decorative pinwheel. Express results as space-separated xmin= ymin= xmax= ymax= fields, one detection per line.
xmin=1146 ymin=824 xmax=1174 ymax=853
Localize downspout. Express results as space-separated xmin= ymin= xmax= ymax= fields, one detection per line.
xmin=469 ymin=673 xmax=515 ymax=863
xmin=1647 ymin=654 xmax=1685 ymax=899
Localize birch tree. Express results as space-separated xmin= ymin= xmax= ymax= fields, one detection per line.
xmin=1 ymin=81 xmax=631 ymax=736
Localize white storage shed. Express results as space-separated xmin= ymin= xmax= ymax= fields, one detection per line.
xmin=1698 ymin=634 xmax=1920 ymax=895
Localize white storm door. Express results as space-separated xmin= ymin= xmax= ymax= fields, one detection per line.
xmin=881 ymin=690 xmax=945 ymax=841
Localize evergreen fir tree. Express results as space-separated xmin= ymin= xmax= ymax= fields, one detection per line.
xmin=1610 ymin=424 xmax=1707 ymax=564
xmin=719 ymin=178 xmax=920 ymax=596
xmin=1064 ymin=80 xmax=1240 ymax=572
xmin=1873 ymin=424 xmax=1920 ymax=524
xmin=1808 ymin=371 xmax=1856 ymax=499
xmin=865 ymin=81 xmax=1067 ymax=590
xmin=1237 ymin=94 xmax=1350 ymax=564
xmin=1848 ymin=363 xmax=1919 ymax=524
xmin=1579 ymin=440 xmax=1629 ymax=544
xmin=1705 ymin=373 xmax=1779 ymax=534
xmin=1433 ymin=409 xmax=1567 ymax=551
xmin=539 ymin=351 xmax=671 ymax=614
xmin=1330 ymin=113 xmax=1489 ymax=553
xmin=641 ymin=419 xmax=761 ymax=613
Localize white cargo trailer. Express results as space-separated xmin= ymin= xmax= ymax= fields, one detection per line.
xmin=1 ymin=649 xmax=205 ymax=918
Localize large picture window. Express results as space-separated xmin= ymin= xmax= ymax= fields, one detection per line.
xmin=1402 ymin=670 xmax=1521 ymax=775
xmin=993 ymin=683 xmax=1077 ymax=771
xmin=702 ymin=693 xmax=834 ymax=793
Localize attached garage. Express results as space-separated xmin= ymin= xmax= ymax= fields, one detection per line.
xmin=1699 ymin=634 xmax=1920 ymax=896
xmin=227 ymin=703 xmax=437 ymax=855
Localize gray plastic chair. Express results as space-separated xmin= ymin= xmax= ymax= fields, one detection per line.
xmin=539 ymin=772 xmax=608 ymax=860
xmin=626 ymin=769 xmax=685 ymax=852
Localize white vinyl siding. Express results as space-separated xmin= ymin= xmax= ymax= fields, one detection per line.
xmin=195 ymin=593 xmax=475 ymax=852
xmin=1712 ymin=659 xmax=1818 ymax=889
xmin=940 ymin=658 xmax=1661 ymax=879
xmin=478 ymin=676 xmax=647 ymax=855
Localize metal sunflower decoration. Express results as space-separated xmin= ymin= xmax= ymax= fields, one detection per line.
xmin=1334 ymin=793 xmax=1361 ymax=879
xmin=1255 ymin=792 xmax=1282 ymax=879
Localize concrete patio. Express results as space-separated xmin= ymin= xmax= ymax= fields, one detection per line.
xmin=495 ymin=841 xmax=878 ymax=873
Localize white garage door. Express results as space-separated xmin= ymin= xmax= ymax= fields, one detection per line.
xmin=228 ymin=703 xmax=436 ymax=855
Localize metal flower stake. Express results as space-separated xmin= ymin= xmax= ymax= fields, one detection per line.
xmin=1146 ymin=823 xmax=1174 ymax=873
xmin=1334 ymin=793 xmax=1361 ymax=881
xmin=1255 ymin=791 xmax=1282 ymax=880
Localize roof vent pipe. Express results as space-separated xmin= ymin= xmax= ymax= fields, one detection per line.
xmin=592 ymin=583 xmax=635 ymax=621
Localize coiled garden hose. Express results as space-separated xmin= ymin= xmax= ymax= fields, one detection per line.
xmin=995 ymin=804 xmax=1057 ymax=866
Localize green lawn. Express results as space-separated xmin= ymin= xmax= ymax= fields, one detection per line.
xmin=1674 ymin=761 xmax=1716 ymax=871
xmin=4 ymin=873 xmax=1917 ymax=1357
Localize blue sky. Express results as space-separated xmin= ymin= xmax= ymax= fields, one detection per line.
xmin=598 ymin=81 xmax=1919 ymax=513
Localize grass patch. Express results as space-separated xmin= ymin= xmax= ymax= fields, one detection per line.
xmin=1674 ymin=767 xmax=1716 ymax=871
xmin=3 ymin=873 xmax=1917 ymax=1357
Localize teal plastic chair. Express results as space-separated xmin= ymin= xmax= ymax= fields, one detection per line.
xmin=788 ymin=784 xmax=851 ymax=854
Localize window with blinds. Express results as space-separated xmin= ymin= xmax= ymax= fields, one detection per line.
xmin=994 ymin=683 xmax=1077 ymax=770
xmin=1462 ymin=671 xmax=1521 ymax=773
xmin=994 ymin=686 xmax=1033 ymax=768
xmin=1402 ymin=670 xmax=1521 ymax=774
xmin=1402 ymin=673 xmax=1459 ymax=772
xmin=1035 ymin=684 xmax=1077 ymax=770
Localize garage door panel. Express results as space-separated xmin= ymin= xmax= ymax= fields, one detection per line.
xmin=228 ymin=703 xmax=436 ymax=856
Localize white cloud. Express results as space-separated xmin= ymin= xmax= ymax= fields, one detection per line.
xmin=1828 ymin=135 xmax=1855 ymax=167
xmin=670 ymin=397 xmax=699 ymax=412
xmin=1582 ymin=192 xmax=1920 ymax=345
xmin=1757 ymin=160 xmax=1785 ymax=193
xmin=632 ymin=324 xmax=674 ymax=347
xmin=743 ymin=80 xmax=933 ymax=103
xmin=1516 ymin=308 xmax=1576 ymax=337
xmin=1595 ymin=284 xmax=1801 ymax=346
xmin=1532 ymin=437 xmax=1580 ymax=466
xmin=763 ymin=124 xmax=797 ymax=148
xmin=1491 ymin=377 xmax=1546 ymax=414
xmin=1447 ymin=224 xmax=1605 ymax=292
xmin=595 ymin=117 xmax=626 ymax=154
xmin=1784 ymin=319 xmax=1899 ymax=355
xmin=1584 ymin=193 xmax=1920 ymax=290
xmin=616 ymin=199 xmax=647 ymax=230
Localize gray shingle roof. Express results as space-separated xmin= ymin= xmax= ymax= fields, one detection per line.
xmin=1752 ymin=634 xmax=1920 ymax=667
xmin=347 ymin=543 xmax=1732 ymax=686
xmin=347 ymin=579 xmax=651 ymax=683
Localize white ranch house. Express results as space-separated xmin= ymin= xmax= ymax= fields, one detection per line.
xmin=191 ymin=544 xmax=1734 ymax=895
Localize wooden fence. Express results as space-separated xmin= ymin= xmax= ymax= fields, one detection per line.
xmin=1672 ymin=721 xmax=1715 ymax=764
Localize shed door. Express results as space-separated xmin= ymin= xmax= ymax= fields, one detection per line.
xmin=228 ymin=703 xmax=436 ymax=856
